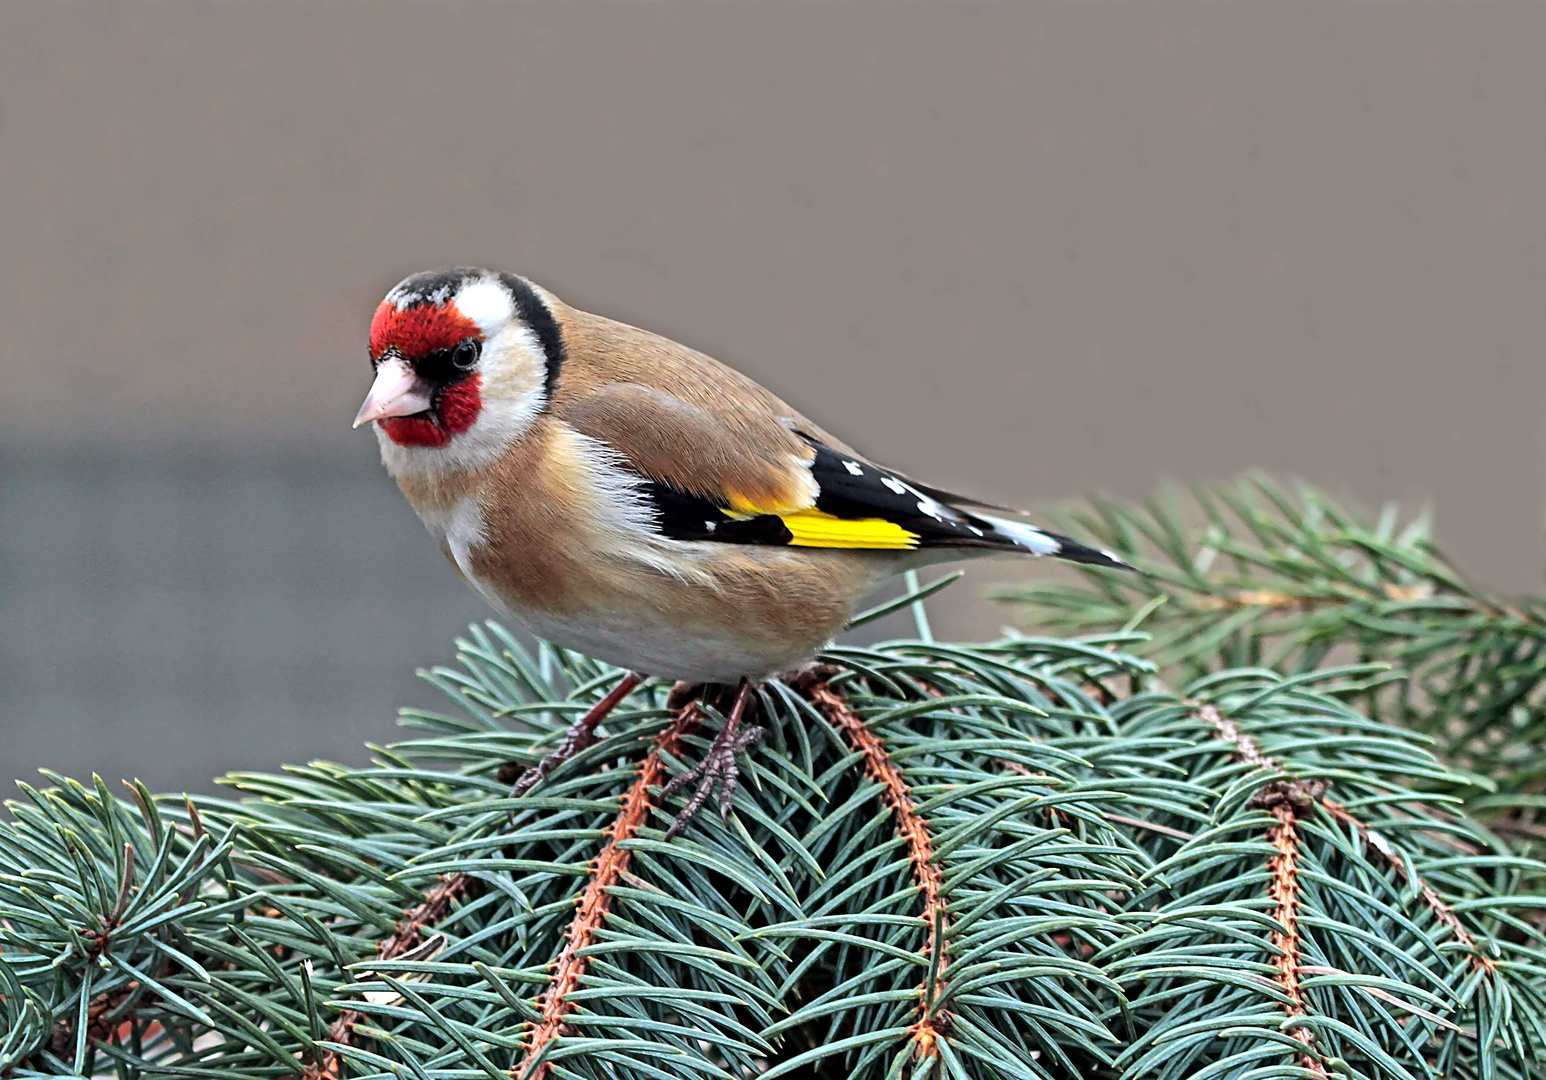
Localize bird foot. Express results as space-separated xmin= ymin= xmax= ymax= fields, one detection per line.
xmin=661 ymin=721 xmax=764 ymax=839
xmin=507 ymin=723 xmax=599 ymax=798
xmin=507 ymin=672 xmax=645 ymax=800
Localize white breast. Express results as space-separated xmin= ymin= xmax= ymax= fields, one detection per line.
xmin=418 ymin=496 xmax=510 ymax=611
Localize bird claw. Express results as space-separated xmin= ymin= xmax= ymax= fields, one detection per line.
xmin=507 ymin=726 xmax=598 ymax=799
xmin=662 ymin=723 xmax=765 ymax=839
xmin=505 ymin=672 xmax=646 ymax=807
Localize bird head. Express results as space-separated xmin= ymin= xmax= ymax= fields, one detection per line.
xmin=355 ymin=268 xmax=563 ymax=467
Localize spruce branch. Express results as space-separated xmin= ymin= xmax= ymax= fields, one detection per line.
xmin=1264 ymin=799 xmax=1326 ymax=1075
xmin=514 ymin=698 xmax=703 ymax=1079
xmin=1102 ymin=672 xmax=1540 ymax=1080
xmin=310 ymin=872 xmax=473 ymax=1079
xmin=804 ymin=677 xmax=955 ymax=1063
xmin=997 ymin=476 xmax=1546 ymax=821
xmin=3 ymin=618 xmax=1545 ymax=1078
xmin=1196 ymin=703 xmax=1331 ymax=1072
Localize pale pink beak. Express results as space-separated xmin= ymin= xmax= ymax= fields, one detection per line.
xmin=353 ymin=357 xmax=435 ymax=428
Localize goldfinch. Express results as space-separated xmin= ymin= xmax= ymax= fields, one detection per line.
xmin=354 ymin=267 xmax=1129 ymax=833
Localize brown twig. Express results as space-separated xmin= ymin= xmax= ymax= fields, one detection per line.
xmin=1199 ymin=703 xmax=1327 ymax=1074
xmin=1196 ymin=703 xmax=1280 ymax=772
xmin=1263 ymin=800 xmax=1327 ymax=1074
xmin=307 ymin=873 xmax=473 ymax=1079
xmin=1199 ymin=702 xmax=1496 ymax=973
xmin=1193 ymin=581 xmax=1435 ymax=613
xmin=511 ymin=702 xmax=702 ymax=1080
xmin=1102 ymin=812 xmax=1195 ymax=842
xmin=806 ymin=681 xmax=952 ymax=1061
xmin=1196 ymin=700 xmax=1497 ymax=1069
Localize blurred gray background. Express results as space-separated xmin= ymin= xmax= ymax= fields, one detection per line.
xmin=3 ymin=2 xmax=1544 ymax=793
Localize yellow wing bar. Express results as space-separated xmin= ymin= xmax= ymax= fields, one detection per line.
xmin=777 ymin=508 xmax=920 ymax=550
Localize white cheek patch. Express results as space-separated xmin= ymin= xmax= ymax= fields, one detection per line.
xmin=453 ymin=279 xmax=516 ymax=337
xmin=376 ymin=322 xmax=549 ymax=479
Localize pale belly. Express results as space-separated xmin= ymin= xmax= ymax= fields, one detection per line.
xmin=421 ymin=494 xmax=901 ymax=683
xmin=504 ymin=606 xmax=827 ymax=684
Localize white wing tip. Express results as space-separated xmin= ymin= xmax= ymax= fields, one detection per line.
xmin=980 ymin=516 xmax=1062 ymax=557
xmin=982 ymin=515 xmax=1134 ymax=570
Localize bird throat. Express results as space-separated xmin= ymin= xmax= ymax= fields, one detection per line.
xmin=379 ymin=376 xmax=483 ymax=448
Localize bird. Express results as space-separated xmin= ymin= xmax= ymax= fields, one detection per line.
xmin=353 ymin=267 xmax=1131 ymax=835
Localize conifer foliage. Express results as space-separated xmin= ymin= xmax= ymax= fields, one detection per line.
xmin=4 ymin=505 xmax=1546 ymax=1078
xmin=998 ymin=475 xmax=1546 ymax=849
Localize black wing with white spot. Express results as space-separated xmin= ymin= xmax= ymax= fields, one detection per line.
xmin=802 ymin=440 xmax=1130 ymax=566
xmin=638 ymin=435 xmax=1131 ymax=569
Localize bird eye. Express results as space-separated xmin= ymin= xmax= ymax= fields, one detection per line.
xmin=451 ymin=339 xmax=481 ymax=370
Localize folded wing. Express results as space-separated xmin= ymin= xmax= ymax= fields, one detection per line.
xmin=557 ymin=384 xmax=1129 ymax=569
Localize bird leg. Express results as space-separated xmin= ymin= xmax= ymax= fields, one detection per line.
xmin=508 ymin=671 xmax=645 ymax=798
xmin=662 ymin=678 xmax=765 ymax=839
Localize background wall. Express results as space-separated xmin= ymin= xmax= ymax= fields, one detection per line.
xmin=3 ymin=1 xmax=1544 ymax=792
